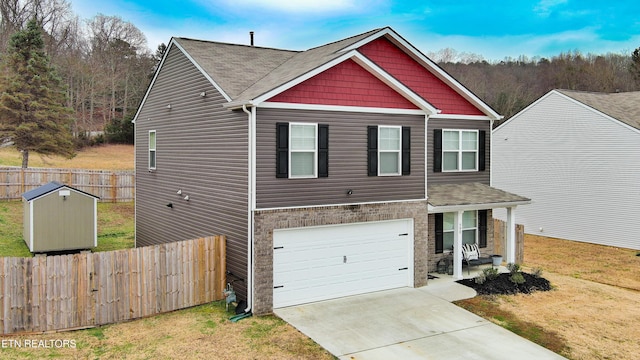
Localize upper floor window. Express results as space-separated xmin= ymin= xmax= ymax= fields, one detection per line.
xmin=148 ymin=130 xmax=156 ymax=170
xmin=443 ymin=130 xmax=477 ymax=171
xmin=368 ymin=125 xmax=411 ymax=176
xmin=433 ymin=129 xmax=485 ymax=173
xmin=276 ymin=122 xmax=328 ymax=179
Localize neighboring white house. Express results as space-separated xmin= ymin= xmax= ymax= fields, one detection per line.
xmin=492 ymin=89 xmax=640 ymax=250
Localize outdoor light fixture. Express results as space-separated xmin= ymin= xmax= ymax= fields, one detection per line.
xmin=166 ymin=203 xmax=173 ymax=208
xmin=183 ymin=195 xmax=190 ymax=201
xmin=200 ymin=91 xmax=207 ymax=97
xmin=346 ymin=189 xmax=353 ymax=195
xmin=176 ymin=189 xmax=182 ymax=195
xmin=166 ymin=104 xmax=172 ymax=109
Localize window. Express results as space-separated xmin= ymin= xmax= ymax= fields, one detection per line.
xmin=433 ymin=129 xmax=485 ymax=172
xmin=148 ymin=130 xmax=156 ymax=170
xmin=368 ymin=126 xmax=410 ymax=176
xmin=435 ymin=210 xmax=487 ymax=253
xmin=443 ymin=130 xmax=477 ymax=171
xmin=290 ymin=123 xmax=317 ymax=177
xmin=276 ymin=123 xmax=328 ymax=179
xmin=379 ymin=126 xmax=401 ymax=175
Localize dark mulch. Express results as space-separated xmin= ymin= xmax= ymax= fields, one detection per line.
xmin=457 ymin=272 xmax=552 ymax=295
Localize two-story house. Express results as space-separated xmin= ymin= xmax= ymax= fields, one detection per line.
xmin=133 ymin=27 xmax=530 ymax=315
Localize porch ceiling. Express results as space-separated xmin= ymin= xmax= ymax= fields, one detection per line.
xmin=427 ymin=182 xmax=530 ymax=213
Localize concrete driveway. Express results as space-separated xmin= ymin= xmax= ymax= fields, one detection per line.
xmin=274 ymin=281 xmax=566 ymax=359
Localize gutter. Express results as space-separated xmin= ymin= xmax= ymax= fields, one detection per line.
xmin=242 ymin=104 xmax=255 ymax=314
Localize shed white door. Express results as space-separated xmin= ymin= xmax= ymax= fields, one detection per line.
xmin=273 ymin=219 xmax=413 ymax=308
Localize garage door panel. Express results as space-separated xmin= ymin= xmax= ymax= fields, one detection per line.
xmin=273 ymin=219 xmax=413 ymax=308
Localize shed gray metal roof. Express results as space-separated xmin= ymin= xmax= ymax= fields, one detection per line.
xmin=557 ymin=89 xmax=640 ymax=130
xmin=427 ymin=182 xmax=530 ymax=210
xmin=22 ymin=181 xmax=99 ymax=201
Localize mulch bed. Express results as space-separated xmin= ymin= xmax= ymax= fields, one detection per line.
xmin=457 ymin=272 xmax=552 ymax=295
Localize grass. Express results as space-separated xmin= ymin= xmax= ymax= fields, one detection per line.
xmin=0 ymin=301 xmax=334 ymax=359
xmin=0 ymin=144 xmax=134 ymax=170
xmin=0 ymin=200 xmax=134 ymax=256
xmin=456 ymin=234 xmax=640 ymax=360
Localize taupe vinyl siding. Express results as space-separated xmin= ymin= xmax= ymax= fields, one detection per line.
xmin=135 ymin=44 xmax=249 ymax=297
xmin=256 ymin=108 xmax=425 ymax=208
xmin=427 ymin=118 xmax=490 ymax=185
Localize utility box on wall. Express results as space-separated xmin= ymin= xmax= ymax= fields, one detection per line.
xmin=22 ymin=181 xmax=99 ymax=253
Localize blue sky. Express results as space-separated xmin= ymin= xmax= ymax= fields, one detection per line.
xmin=71 ymin=0 xmax=640 ymax=61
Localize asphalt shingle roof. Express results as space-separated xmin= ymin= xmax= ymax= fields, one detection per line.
xmin=173 ymin=28 xmax=384 ymax=103
xmin=557 ymin=89 xmax=640 ymax=130
xmin=427 ymin=182 xmax=530 ymax=208
xmin=22 ymin=181 xmax=64 ymax=201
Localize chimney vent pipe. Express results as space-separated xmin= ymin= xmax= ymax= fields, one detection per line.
xmin=250 ymin=31 xmax=254 ymax=46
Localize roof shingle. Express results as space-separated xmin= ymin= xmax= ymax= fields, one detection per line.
xmin=557 ymin=89 xmax=640 ymax=130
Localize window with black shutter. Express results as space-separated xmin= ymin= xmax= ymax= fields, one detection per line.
xmin=276 ymin=122 xmax=328 ymax=178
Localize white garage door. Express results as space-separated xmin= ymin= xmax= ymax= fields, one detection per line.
xmin=273 ymin=219 xmax=413 ymax=308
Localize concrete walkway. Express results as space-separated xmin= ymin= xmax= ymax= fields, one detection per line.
xmin=275 ymin=278 xmax=566 ymax=359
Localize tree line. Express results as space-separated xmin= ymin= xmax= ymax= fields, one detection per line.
xmin=0 ymin=0 xmax=159 ymax=149
xmin=430 ymin=48 xmax=640 ymax=122
xmin=1 ymin=0 xmax=640 ymax=166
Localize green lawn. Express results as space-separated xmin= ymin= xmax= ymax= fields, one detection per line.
xmin=0 ymin=200 xmax=134 ymax=257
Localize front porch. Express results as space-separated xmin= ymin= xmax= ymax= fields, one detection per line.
xmin=427 ymin=182 xmax=531 ymax=280
xmin=425 ymin=264 xmax=510 ymax=301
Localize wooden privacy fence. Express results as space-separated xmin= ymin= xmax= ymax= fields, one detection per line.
xmin=493 ymin=218 xmax=525 ymax=264
xmin=0 ymin=236 xmax=226 ymax=335
xmin=0 ymin=167 xmax=134 ymax=202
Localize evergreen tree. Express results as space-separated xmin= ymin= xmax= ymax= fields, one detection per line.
xmin=0 ymin=18 xmax=75 ymax=168
xmin=631 ymin=47 xmax=640 ymax=86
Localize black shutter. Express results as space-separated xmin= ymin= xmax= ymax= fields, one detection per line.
xmin=435 ymin=213 xmax=444 ymax=254
xmin=402 ymin=126 xmax=411 ymax=175
xmin=318 ymin=124 xmax=329 ymax=178
xmin=276 ymin=123 xmax=288 ymax=178
xmin=367 ymin=126 xmax=378 ymax=176
xmin=478 ymin=130 xmax=486 ymax=171
xmin=433 ymin=129 xmax=442 ymax=172
xmin=478 ymin=210 xmax=488 ymax=248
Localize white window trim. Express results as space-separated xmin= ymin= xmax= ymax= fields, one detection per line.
xmin=288 ymin=122 xmax=318 ymax=179
xmin=443 ymin=210 xmax=478 ymax=252
xmin=378 ymin=125 xmax=402 ymax=176
xmin=148 ymin=130 xmax=156 ymax=170
xmin=442 ymin=129 xmax=478 ymax=172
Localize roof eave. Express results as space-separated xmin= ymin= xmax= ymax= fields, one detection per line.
xmin=427 ymin=200 xmax=531 ymax=213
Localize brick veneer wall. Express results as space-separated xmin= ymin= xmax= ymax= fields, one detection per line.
xmin=252 ymin=200 xmax=429 ymax=315
xmin=427 ymin=210 xmax=494 ymax=273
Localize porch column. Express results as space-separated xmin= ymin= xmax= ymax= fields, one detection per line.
xmin=452 ymin=210 xmax=463 ymax=280
xmin=506 ymin=206 xmax=517 ymax=264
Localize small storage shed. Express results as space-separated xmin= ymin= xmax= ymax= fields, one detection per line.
xmin=22 ymin=181 xmax=99 ymax=253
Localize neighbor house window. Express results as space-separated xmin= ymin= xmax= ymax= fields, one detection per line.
xmin=368 ymin=125 xmax=410 ymax=176
xmin=276 ymin=122 xmax=328 ymax=179
xmin=442 ymin=130 xmax=478 ymax=171
xmin=148 ymin=130 xmax=156 ymax=170
xmin=290 ymin=123 xmax=317 ymax=178
xmin=435 ymin=210 xmax=487 ymax=253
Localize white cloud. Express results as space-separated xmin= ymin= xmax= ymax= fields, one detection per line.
xmin=533 ymin=0 xmax=567 ymax=17
xmin=217 ymin=0 xmax=359 ymax=13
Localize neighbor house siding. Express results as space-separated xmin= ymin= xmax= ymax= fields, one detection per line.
xmin=492 ymin=91 xmax=640 ymax=250
xmin=255 ymin=108 xmax=425 ymax=208
xmin=427 ymin=118 xmax=491 ymax=185
xmin=135 ymin=44 xmax=250 ymax=296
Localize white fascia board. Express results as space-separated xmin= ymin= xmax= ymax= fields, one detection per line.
xmin=256 ymin=197 xmax=428 ymax=212
xmin=430 ymin=114 xmax=493 ymax=121
xmin=250 ymin=51 xmax=438 ymax=114
xmin=133 ymin=38 xmax=174 ymax=124
xmin=259 ymin=101 xmax=428 ymax=115
xmin=493 ymin=90 xmax=556 ymax=132
xmin=172 ymin=40 xmax=232 ymax=102
xmin=427 ymin=200 xmax=531 ymax=213
xmin=341 ymin=27 xmax=502 ymax=120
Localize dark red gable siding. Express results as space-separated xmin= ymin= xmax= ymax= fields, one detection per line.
xmin=358 ymin=37 xmax=484 ymax=115
xmin=267 ymin=59 xmax=419 ymax=109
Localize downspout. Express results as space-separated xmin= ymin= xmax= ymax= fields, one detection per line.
xmin=242 ymin=104 xmax=255 ymax=314
xmin=489 ymin=119 xmax=494 ymax=186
